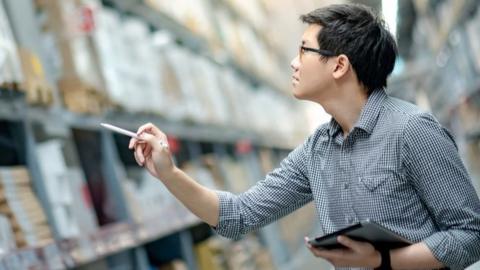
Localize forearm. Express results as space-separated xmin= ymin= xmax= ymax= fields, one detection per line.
xmin=161 ymin=167 xmax=219 ymax=226
xmin=390 ymin=242 xmax=444 ymax=269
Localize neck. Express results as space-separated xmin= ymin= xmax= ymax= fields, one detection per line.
xmin=320 ymin=85 xmax=369 ymax=137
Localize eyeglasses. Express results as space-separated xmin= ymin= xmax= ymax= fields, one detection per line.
xmin=299 ymin=46 xmax=336 ymax=61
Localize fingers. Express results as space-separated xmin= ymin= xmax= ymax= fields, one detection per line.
xmin=304 ymin=237 xmax=329 ymax=257
xmin=129 ymin=123 xmax=166 ymax=167
xmin=307 ymin=245 xmax=340 ymax=260
xmin=133 ymin=145 xmax=142 ymax=166
xmin=129 ymin=137 xmax=136 ymax=149
xmin=136 ymin=122 xmax=164 ymax=138
xmin=304 ymin=237 xmax=312 ymax=248
xmin=135 ymin=143 xmax=145 ymax=165
xmin=129 ymin=123 xmax=165 ymax=149
xmin=144 ymin=144 xmax=152 ymax=159
xmin=305 ymin=235 xmax=343 ymax=263
xmin=138 ymin=132 xmax=169 ymax=151
xmin=337 ymin=236 xmax=367 ymax=253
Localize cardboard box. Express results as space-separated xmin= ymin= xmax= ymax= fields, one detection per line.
xmin=0 ymin=167 xmax=53 ymax=247
xmin=59 ymin=77 xmax=111 ymax=115
xmin=0 ymin=214 xmax=16 ymax=253
xmin=17 ymin=48 xmax=54 ymax=106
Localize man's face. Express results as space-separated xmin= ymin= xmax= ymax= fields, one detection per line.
xmin=290 ymin=24 xmax=333 ymax=101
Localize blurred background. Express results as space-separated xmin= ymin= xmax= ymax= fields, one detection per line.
xmin=0 ymin=0 xmax=479 ymax=269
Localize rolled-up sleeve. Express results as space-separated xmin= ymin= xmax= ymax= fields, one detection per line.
xmin=402 ymin=113 xmax=480 ymax=269
xmin=213 ymin=139 xmax=313 ymax=239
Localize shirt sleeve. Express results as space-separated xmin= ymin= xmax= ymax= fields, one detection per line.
xmin=213 ymin=138 xmax=313 ymax=239
xmin=402 ymin=112 xmax=480 ymax=269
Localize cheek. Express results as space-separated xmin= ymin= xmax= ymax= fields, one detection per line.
xmin=300 ymin=67 xmax=319 ymax=87
xmin=304 ymin=66 xmax=330 ymax=87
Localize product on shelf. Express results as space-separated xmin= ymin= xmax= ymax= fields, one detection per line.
xmin=162 ymin=46 xmax=203 ymax=122
xmin=466 ymin=11 xmax=480 ymax=74
xmin=464 ymin=100 xmax=480 ymax=131
xmin=121 ymin=167 xmax=177 ymax=224
xmin=41 ymin=0 xmax=111 ymax=114
xmin=194 ymin=238 xmax=225 ymax=270
xmin=59 ymin=77 xmax=112 ymax=115
xmin=218 ymin=156 xmax=251 ymax=193
xmin=158 ymin=259 xmax=188 ymax=270
xmin=0 ymin=214 xmax=15 ymax=256
xmin=224 ymin=0 xmax=266 ymax=31
xmin=278 ymin=202 xmax=316 ymax=254
xmin=195 ymin=235 xmax=275 ymax=270
xmin=17 ymin=48 xmax=54 ymax=106
xmin=201 ymin=154 xmax=227 ymax=190
xmin=66 ymin=167 xmax=98 ymax=234
xmin=155 ymin=41 xmax=186 ymax=120
xmin=0 ymin=1 xmax=23 ymax=90
xmin=31 ymin=0 xmax=309 ymax=145
xmin=92 ymin=6 xmax=169 ymax=115
xmin=181 ymin=161 xmax=218 ymax=189
xmin=257 ymin=148 xmax=275 ymax=175
xmin=144 ymin=0 xmax=217 ymax=46
xmin=36 ymin=140 xmax=80 ymax=239
xmin=188 ymin=57 xmax=225 ymax=125
xmin=0 ymin=166 xmax=53 ymax=248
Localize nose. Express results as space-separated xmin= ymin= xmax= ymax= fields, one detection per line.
xmin=290 ymin=55 xmax=300 ymax=71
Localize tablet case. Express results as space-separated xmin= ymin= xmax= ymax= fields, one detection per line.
xmin=308 ymin=219 xmax=413 ymax=249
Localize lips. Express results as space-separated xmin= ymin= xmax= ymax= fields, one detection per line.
xmin=292 ymin=77 xmax=299 ymax=86
xmin=292 ymin=75 xmax=299 ymax=82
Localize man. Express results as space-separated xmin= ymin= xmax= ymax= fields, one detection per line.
xmin=129 ymin=4 xmax=480 ymax=269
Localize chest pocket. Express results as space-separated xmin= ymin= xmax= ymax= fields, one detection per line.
xmin=355 ymin=173 xmax=409 ymax=200
xmin=359 ymin=175 xmax=389 ymax=192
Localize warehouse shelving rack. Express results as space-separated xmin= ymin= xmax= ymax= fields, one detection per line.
xmin=0 ymin=0 xmax=305 ymax=269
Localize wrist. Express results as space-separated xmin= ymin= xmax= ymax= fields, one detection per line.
xmin=159 ymin=166 xmax=180 ymax=181
xmin=374 ymin=249 xmax=392 ymax=270
xmin=372 ymin=250 xmax=382 ymax=268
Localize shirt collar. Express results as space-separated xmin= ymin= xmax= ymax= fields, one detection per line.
xmin=327 ymin=89 xmax=387 ymax=137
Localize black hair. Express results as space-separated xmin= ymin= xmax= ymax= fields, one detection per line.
xmin=300 ymin=4 xmax=398 ymax=93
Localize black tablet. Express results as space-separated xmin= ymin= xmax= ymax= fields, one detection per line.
xmin=308 ymin=220 xmax=413 ymax=249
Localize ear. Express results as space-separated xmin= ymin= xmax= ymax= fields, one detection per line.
xmin=332 ymin=54 xmax=350 ymax=79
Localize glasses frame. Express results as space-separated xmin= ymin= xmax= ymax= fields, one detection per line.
xmin=299 ymin=46 xmax=336 ymax=60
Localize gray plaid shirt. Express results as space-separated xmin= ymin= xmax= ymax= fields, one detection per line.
xmin=213 ymin=89 xmax=480 ymax=269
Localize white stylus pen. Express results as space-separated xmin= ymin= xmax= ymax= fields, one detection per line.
xmin=101 ymin=123 xmax=140 ymax=139
xmin=100 ymin=123 xmax=169 ymax=148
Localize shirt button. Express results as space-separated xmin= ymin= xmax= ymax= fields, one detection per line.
xmin=346 ymin=216 xmax=355 ymax=224
xmin=343 ymin=183 xmax=349 ymax=189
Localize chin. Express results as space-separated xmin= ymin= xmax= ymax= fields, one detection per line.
xmin=292 ymin=87 xmax=307 ymax=100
